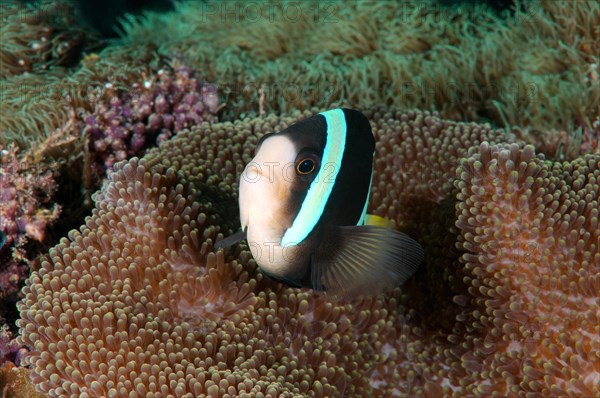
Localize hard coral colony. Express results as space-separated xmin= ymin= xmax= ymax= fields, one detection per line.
xmin=0 ymin=146 xmax=61 ymax=300
xmin=83 ymin=67 xmax=220 ymax=177
xmin=17 ymin=110 xmax=599 ymax=397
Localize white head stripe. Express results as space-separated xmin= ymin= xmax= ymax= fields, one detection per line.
xmin=357 ymin=160 xmax=375 ymax=225
xmin=281 ymin=109 xmax=346 ymax=246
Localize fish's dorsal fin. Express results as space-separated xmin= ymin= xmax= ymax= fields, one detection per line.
xmin=311 ymin=225 xmax=424 ymax=298
xmin=214 ymin=228 xmax=247 ymax=250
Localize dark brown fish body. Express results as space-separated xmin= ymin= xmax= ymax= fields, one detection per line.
xmin=219 ymin=108 xmax=424 ymax=297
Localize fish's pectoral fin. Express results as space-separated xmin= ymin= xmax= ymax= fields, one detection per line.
xmin=260 ymin=268 xmax=305 ymax=288
xmin=214 ymin=228 xmax=247 ymax=250
xmin=311 ymin=225 xmax=424 ymax=299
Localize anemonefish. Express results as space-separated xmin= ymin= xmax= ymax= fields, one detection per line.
xmin=216 ymin=108 xmax=424 ymax=298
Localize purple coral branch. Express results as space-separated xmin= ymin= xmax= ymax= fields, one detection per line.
xmin=0 ymin=145 xmax=60 ymax=299
xmin=83 ymin=66 xmax=220 ymax=177
xmin=0 ymin=145 xmax=60 ymax=246
xmin=0 ymin=325 xmax=26 ymax=367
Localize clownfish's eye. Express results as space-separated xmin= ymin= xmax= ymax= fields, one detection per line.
xmin=296 ymin=158 xmax=315 ymax=175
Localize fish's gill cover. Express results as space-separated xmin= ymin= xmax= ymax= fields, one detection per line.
xmin=18 ymin=109 xmax=599 ymax=397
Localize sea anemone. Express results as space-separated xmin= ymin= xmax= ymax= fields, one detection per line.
xmin=0 ymin=1 xmax=96 ymax=79
xmin=120 ymin=0 xmax=600 ymax=133
xmin=18 ymin=109 xmax=598 ymax=396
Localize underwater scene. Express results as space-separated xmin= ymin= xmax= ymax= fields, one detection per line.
xmin=0 ymin=0 xmax=598 ymax=396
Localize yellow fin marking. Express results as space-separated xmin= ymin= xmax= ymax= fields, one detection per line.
xmin=364 ymin=214 xmax=394 ymax=228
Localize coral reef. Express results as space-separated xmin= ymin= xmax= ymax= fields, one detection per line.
xmin=0 ymin=49 xmax=151 ymax=157
xmin=0 ymin=31 xmax=220 ymax=324
xmin=0 ymin=146 xmax=60 ymax=245
xmin=0 ymin=46 xmax=220 ymax=187
xmin=0 ymin=362 xmax=44 ymax=398
xmin=18 ymin=109 xmax=599 ymax=396
xmin=120 ymin=0 xmax=600 ymax=134
xmin=0 ymin=257 xmax=27 ymax=304
xmin=0 ymin=145 xmax=60 ymax=300
xmin=0 ymin=8 xmax=220 ymax=346
xmin=5 ymin=0 xmax=596 ymax=162
xmin=83 ymin=66 xmax=220 ymax=177
xmin=0 ymin=325 xmax=22 ymax=366
xmin=582 ymin=117 xmax=600 ymax=154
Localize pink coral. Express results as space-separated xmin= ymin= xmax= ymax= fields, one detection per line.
xmin=0 ymin=145 xmax=60 ymax=246
xmin=581 ymin=117 xmax=599 ymax=154
xmin=83 ymin=66 xmax=220 ymax=178
xmin=0 ymin=257 xmax=27 ymax=302
xmin=0 ymin=325 xmax=24 ymax=367
xmin=0 ymin=145 xmax=60 ymax=300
